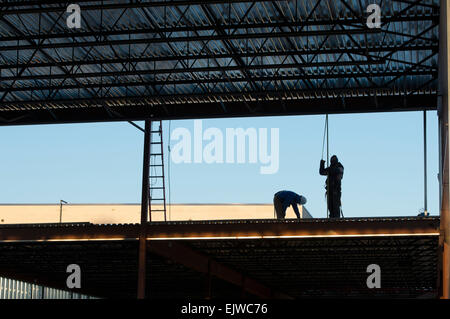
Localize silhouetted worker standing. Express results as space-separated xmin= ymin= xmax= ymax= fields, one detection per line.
xmin=320 ymin=155 xmax=344 ymax=218
xmin=273 ymin=190 xmax=307 ymax=219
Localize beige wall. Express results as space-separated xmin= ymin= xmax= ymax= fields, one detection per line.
xmin=0 ymin=204 xmax=311 ymax=225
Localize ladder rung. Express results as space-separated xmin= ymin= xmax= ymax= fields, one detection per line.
xmin=150 ymin=176 xmax=164 ymax=178
xmin=150 ymin=153 xmax=162 ymax=156
xmin=150 ymin=142 xmax=162 ymax=144
xmin=150 ymin=209 xmax=166 ymax=212
xmin=150 ymin=198 xmax=165 ymax=201
xmin=150 ymin=131 xmax=161 ymax=133
xmin=150 ymin=164 xmax=163 ymax=167
xmin=150 ymin=187 xmax=164 ymax=189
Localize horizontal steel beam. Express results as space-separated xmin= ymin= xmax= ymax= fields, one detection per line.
xmin=0 ymin=91 xmax=438 ymax=126
xmin=0 ymin=45 xmax=437 ymax=71
xmin=146 ymin=218 xmax=441 ymax=239
xmin=0 ymin=0 xmax=438 ymax=16
xmin=0 ymin=29 xmax=381 ymax=52
xmin=0 ymin=15 xmax=438 ymax=43
xmin=0 ymin=86 xmax=436 ymax=105
xmin=0 ymin=59 xmax=384 ymax=77
xmin=0 ymin=70 xmax=437 ymax=86
xmin=0 ymin=218 xmax=440 ymax=242
xmin=0 ymin=60 xmax=391 ymax=82
xmin=0 ymin=87 xmax=437 ymax=110
xmin=392 ymin=0 xmax=439 ymax=9
xmin=0 ymin=0 xmax=286 ymax=15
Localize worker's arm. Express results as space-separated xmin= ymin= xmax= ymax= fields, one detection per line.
xmin=319 ymin=159 xmax=328 ymax=176
xmin=292 ymin=203 xmax=301 ymax=219
xmin=328 ymin=163 xmax=344 ymax=178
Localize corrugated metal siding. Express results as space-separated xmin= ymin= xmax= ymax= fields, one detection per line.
xmin=0 ymin=276 xmax=96 ymax=299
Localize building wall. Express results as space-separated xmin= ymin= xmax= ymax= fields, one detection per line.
xmin=0 ymin=204 xmax=311 ymax=224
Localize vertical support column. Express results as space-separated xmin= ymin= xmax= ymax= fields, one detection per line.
xmin=137 ymin=120 xmax=151 ymax=299
xmin=439 ymin=0 xmax=450 ymax=299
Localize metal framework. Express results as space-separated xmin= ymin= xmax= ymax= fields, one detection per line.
xmin=0 ymin=217 xmax=440 ymax=241
xmin=0 ymin=217 xmax=440 ymax=298
xmin=0 ymin=0 xmax=439 ymax=125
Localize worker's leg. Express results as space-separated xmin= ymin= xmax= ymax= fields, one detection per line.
xmin=337 ymin=192 xmax=342 ymax=217
xmin=293 ymin=207 xmax=301 ymax=219
xmin=329 ymin=191 xmax=340 ymax=218
xmin=273 ymin=196 xmax=285 ymax=219
xmin=328 ymin=192 xmax=335 ymax=218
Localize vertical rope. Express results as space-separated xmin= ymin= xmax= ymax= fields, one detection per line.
xmin=326 ymin=114 xmax=330 ymax=218
xmin=424 ymin=110 xmax=428 ymax=215
xmin=322 ymin=115 xmax=330 ymax=218
xmin=321 ymin=114 xmax=328 ymax=160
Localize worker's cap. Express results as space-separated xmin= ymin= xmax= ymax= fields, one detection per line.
xmin=299 ymin=196 xmax=307 ymax=205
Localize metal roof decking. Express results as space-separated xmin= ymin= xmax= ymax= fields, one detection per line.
xmin=0 ymin=0 xmax=439 ymax=125
xmin=0 ymin=217 xmax=441 ymax=298
xmin=0 ymin=217 xmax=440 ymax=241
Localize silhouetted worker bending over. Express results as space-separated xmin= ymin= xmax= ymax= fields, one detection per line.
xmin=320 ymin=155 xmax=344 ymax=218
xmin=273 ymin=190 xmax=307 ymax=219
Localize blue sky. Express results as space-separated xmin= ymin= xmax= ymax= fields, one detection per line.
xmin=0 ymin=111 xmax=438 ymax=218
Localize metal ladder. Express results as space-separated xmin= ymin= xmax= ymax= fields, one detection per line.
xmin=148 ymin=120 xmax=167 ymax=222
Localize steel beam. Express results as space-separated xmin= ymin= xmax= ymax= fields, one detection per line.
xmin=0 ymin=218 xmax=440 ymax=242
xmin=0 ymin=15 xmax=438 ymax=43
xmin=0 ymin=45 xmax=437 ymax=71
xmin=0 ymin=61 xmax=389 ymax=82
xmin=0 ymin=70 xmax=436 ymax=89
xmin=1 ymin=0 xmax=437 ymax=15
xmin=439 ymin=0 xmax=450 ymax=299
xmin=0 ymin=92 xmax=438 ymax=126
xmin=0 ymin=29 xmax=380 ymax=52
xmin=0 ymin=0 xmax=286 ymax=15
xmin=137 ymin=120 xmax=151 ymax=299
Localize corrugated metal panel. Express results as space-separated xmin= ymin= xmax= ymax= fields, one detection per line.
xmin=0 ymin=276 xmax=96 ymax=299
xmin=0 ymin=0 xmax=440 ymax=125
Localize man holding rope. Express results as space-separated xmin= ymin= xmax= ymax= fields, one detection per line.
xmin=320 ymin=155 xmax=344 ymax=218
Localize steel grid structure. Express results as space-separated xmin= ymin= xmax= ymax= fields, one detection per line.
xmin=188 ymin=236 xmax=439 ymax=298
xmin=0 ymin=0 xmax=440 ymax=125
xmin=0 ymin=217 xmax=440 ymax=298
xmin=0 ymin=218 xmax=440 ymax=298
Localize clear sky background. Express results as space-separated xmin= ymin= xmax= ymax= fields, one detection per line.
xmin=0 ymin=110 xmax=439 ymax=218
